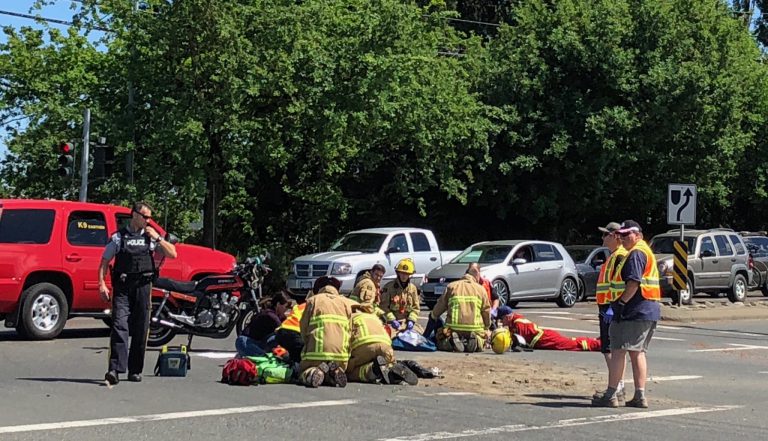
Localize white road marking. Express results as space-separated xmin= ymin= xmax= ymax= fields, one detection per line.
xmin=375 ymin=406 xmax=740 ymax=441
xmin=0 ymin=399 xmax=358 ymax=435
xmin=759 ymin=371 xmax=768 ymax=374
xmin=653 ymin=337 xmax=685 ymax=341
xmin=544 ymin=327 xmax=598 ymax=334
xmin=624 ymin=375 xmax=702 ymax=383
xmin=539 ymin=315 xmax=578 ymax=321
xmin=193 ymin=352 xmax=237 ymax=359
xmin=657 ymin=325 xmax=683 ymax=330
xmin=689 ymin=343 xmax=768 ymax=353
xmin=715 ymin=330 xmax=763 ymax=337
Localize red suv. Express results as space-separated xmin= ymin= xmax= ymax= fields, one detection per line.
xmin=0 ymin=199 xmax=236 ymax=339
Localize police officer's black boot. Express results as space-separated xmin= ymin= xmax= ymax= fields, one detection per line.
xmin=105 ymin=370 xmax=119 ymax=385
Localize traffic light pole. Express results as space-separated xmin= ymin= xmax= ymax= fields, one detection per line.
xmin=79 ymin=108 xmax=91 ymax=202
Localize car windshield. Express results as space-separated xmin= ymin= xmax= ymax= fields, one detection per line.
xmin=744 ymin=237 xmax=768 ymax=257
xmin=650 ymin=236 xmax=696 ymax=254
xmin=565 ymin=247 xmax=593 ymax=263
xmin=451 ymin=244 xmax=513 ymax=264
xmin=329 ymin=233 xmax=387 ymax=253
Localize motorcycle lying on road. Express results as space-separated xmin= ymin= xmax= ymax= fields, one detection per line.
xmin=147 ymin=256 xmax=270 ymax=348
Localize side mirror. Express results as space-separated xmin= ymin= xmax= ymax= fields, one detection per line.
xmin=701 ymin=249 xmax=715 ymax=258
xmin=512 ymin=258 xmax=527 ymax=265
xmin=165 ymin=233 xmax=180 ymax=245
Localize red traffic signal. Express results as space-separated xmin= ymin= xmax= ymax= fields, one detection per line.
xmin=57 ymin=142 xmax=75 ymax=178
xmin=59 ymin=142 xmax=74 ymax=154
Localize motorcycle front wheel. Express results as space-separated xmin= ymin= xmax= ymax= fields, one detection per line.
xmin=147 ymin=298 xmax=178 ymax=347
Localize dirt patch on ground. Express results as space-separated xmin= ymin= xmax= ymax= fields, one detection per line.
xmin=408 ymin=353 xmax=602 ymax=403
xmin=406 ymin=353 xmax=692 ymax=408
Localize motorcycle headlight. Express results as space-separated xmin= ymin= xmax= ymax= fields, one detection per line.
xmin=331 ymin=262 xmax=352 ymax=275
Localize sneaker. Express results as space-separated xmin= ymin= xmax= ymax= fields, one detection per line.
xmin=325 ymin=362 xmax=347 ymax=388
xmin=372 ymin=356 xmax=392 ymax=384
xmin=591 ymin=393 xmax=619 ymax=408
xmin=592 ymin=389 xmax=626 ymax=403
xmin=389 ymin=362 xmax=418 ymax=386
xmin=625 ymin=397 xmax=649 ymax=408
xmin=104 ymin=370 xmax=119 ymax=385
xmin=450 ymin=332 xmax=464 ymax=353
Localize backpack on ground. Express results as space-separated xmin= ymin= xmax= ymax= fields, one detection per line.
xmin=246 ymin=353 xmax=294 ymax=384
xmin=221 ymin=358 xmax=258 ymax=386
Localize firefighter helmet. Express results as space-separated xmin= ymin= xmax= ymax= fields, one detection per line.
xmin=491 ymin=328 xmax=512 ymax=354
xmin=395 ymin=258 xmax=415 ymax=275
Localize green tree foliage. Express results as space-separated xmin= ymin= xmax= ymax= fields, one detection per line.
xmin=2 ymin=0 xmax=768 ymax=282
xmin=474 ymin=0 xmax=768 ymax=241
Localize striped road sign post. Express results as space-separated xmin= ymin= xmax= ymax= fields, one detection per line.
xmin=673 ymin=240 xmax=688 ymax=305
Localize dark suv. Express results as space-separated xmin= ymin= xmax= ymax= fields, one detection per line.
xmin=650 ymin=228 xmax=751 ymax=304
xmin=741 ymin=232 xmax=768 ymax=297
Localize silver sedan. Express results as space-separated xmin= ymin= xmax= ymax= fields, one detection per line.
xmin=421 ymin=240 xmax=580 ymax=308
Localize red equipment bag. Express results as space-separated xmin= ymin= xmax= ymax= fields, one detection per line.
xmin=221 ymin=358 xmax=258 ymax=386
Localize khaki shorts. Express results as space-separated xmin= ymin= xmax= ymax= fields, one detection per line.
xmin=609 ymin=320 xmax=656 ymax=352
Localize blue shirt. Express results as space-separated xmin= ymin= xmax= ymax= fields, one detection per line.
xmin=619 ymin=249 xmax=660 ymax=321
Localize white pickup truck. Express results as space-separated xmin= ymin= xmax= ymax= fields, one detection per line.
xmin=286 ymin=227 xmax=461 ymax=297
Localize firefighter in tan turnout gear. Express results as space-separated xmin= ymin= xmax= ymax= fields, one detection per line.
xmin=346 ymin=311 xmax=418 ymax=385
xmin=381 ymin=258 xmax=422 ymax=335
xmin=430 ymin=265 xmax=491 ymax=352
xmin=349 ymin=264 xmax=386 ymax=319
xmin=299 ymin=277 xmax=356 ymax=388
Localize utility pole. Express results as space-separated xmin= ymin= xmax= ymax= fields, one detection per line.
xmin=79 ymin=108 xmax=91 ymax=202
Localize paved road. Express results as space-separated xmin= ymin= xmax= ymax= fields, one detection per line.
xmin=0 ymin=300 xmax=766 ymax=441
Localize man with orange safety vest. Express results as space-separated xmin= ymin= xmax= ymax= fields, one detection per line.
xmin=592 ymin=220 xmax=660 ymax=409
xmin=299 ymin=276 xmax=356 ymax=388
xmin=594 ymin=222 xmax=628 ymax=400
xmin=346 ymin=311 xmax=417 ymax=385
xmin=497 ymin=307 xmax=601 ymax=351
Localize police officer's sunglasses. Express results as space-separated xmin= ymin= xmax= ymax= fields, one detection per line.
xmin=133 ymin=210 xmax=152 ymax=221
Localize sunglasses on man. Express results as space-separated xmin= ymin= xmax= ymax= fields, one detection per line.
xmin=133 ymin=210 xmax=152 ymax=221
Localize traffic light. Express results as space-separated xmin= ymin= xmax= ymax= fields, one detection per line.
xmin=57 ymin=142 xmax=75 ymax=178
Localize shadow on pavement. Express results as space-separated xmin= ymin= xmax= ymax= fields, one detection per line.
xmin=16 ymin=377 xmax=108 ymax=386
xmin=0 ymin=328 xmax=110 ymax=341
xmin=524 ymin=393 xmax=591 ymax=400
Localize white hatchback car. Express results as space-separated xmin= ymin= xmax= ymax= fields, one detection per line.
xmin=421 ymin=240 xmax=580 ymax=308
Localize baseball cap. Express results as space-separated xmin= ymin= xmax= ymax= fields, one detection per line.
xmin=497 ymin=305 xmax=514 ymax=319
xmin=617 ymin=220 xmax=643 ymax=234
xmin=598 ymin=222 xmax=621 ymax=233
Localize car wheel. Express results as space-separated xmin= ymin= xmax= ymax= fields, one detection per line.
xmin=555 ymin=278 xmax=578 ymax=308
xmin=492 ymin=279 xmax=510 ymax=307
xmin=727 ymin=274 xmax=748 ymax=303
xmin=18 ymin=283 xmax=68 ymax=340
xmin=761 ymin=283 xmax=768 ymax=297
xmin=669 ymin=279 xmax=694 ymax=305
xmin=576 ymin=277 xmax=587 ymax=302
xmin=425 ymin=301 xmax=436 ymax=310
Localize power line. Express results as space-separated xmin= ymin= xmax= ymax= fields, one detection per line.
xmin=0 ymin=9 xmax=112 ymax=32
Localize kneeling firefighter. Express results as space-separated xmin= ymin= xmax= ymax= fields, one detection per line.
xmin=425 ymin=265 xmax=491 ymax=352
xmin=299 ymin=277 xmax=357 ymax=388
xmin=347 ymin=311 xmax=418 ymax=385
xmin=381 ymin=258 xmax=422 ymax=335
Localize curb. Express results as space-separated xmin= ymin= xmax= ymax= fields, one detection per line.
xmin=661 ymin=301 xmax=768 ymax=322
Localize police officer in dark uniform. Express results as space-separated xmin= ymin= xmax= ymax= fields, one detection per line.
xmin=98 ymin=202 xmax=177 ymax=385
